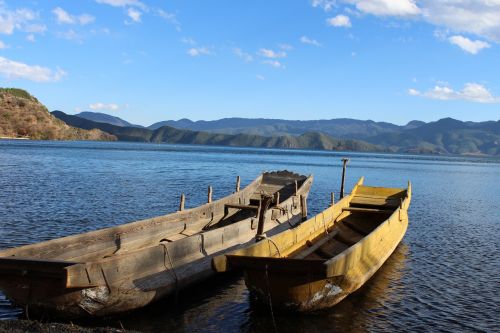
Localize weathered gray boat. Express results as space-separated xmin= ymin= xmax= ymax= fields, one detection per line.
xmin=0 ymin=171 xmax=312 ymax=317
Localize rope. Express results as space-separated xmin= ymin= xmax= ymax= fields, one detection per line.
xmin=161 ymin=242 xmax=179 ymax=303
xmin=256 ymin=233 xmax=281 ymax=257
xmin=265 ymin=264 xmax=278 ymax=333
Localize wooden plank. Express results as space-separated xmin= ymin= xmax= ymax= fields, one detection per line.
xmin=294 ymin=230 xmax=339 ymax=259
xmin=224 ymin=204 xmax=259 ymax=211
xmin=342 ymin=207 xmax=394 ymax=214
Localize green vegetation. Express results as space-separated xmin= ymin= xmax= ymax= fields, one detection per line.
xmin=53 ymin=111 xmax=384 ymax=152
xmin=0 ymin=88 xmax=35 ymax=101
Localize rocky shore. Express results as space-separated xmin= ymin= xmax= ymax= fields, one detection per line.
xmin=0 ymin=320 xmax=139 ymax=333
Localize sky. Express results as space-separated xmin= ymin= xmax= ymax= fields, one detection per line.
xmin=0 ymin=0 xmax=499 ymax=126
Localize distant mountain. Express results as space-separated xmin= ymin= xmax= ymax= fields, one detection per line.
xmin=75 ymin=111 xmax=143 ymax=128
xmin=52 ymin=111 xmax=153 ymax=142
xmin=53 ymin=111 xmax=383 ymax=152
xmin=368 ymin=118 xmax=500 ymax=155
xmin=0 ymin=88 xmax=116 ymax=141
xmin=148 ymin=117 xmax=408 ymax=139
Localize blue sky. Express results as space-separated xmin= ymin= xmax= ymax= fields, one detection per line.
xmin=0 ymin=0 xmax=499 ymax=126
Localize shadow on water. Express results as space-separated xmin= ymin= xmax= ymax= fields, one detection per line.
xmin=11 ymin=244 xmax=409 ymax=333
xmin=243 ymin=243 xmax=410 ymax=333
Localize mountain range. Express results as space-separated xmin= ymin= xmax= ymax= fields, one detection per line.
xmin=52 ymin=111 xmax=382 ymax=152
xmin=1 ymin=88 xmax=497 ymax=155
xmin=57 ymin=111 xmax=500 ymax=156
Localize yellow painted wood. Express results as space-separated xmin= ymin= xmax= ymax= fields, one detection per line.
xmin=213 ymin=178 xmax=411 ymax=311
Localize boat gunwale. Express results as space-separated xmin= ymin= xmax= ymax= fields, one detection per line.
xmin=215 ymin=178 xmax=411 ymax=280
xmin=0 ymin=174 xmax=267 ymax=259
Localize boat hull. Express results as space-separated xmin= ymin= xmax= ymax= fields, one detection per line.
xmin=244 ymin=209 xmax=408 ymax=311
xmin=0 ymin=171 xmax=312 ymax=317
xmin=214 ymin=178 xmax=411 ymax=312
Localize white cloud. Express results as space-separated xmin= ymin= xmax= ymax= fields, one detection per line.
xmin=448 ymin=35 xmax=490 ymax=54
xmin=79 ymin=14 xmax=96 ymax=25
xmin=350 ymin=0 xmax=420 ymax=16
xmin=95 ymin=0 xmax=147 ymax=10
xmin=157 ymin=9 xmax=180 ymax=31
xmin=187 ymin=47 xmax=212 ymax=57
xmin=52 ymin=7 xmax=73 ymax=24
xmin=311 ymin=0 xmax=336 ymax=12
xmin=313 ymin=1 xmax=500 ymax=42
xmin=26 ymin=34 xmax=35 ymax=42
xmin=262 ymin=60 xmax=283 ymax=68
xmin=181 ymin=37 xmax=196 ymax=45
xmin=24 ymin=23 xmax=46 ymax=33
xmin=408 ymin=83 xmax=498 ymax=103
xmin=0 ymin=39 xmax=6 ymax=49
xmin=327 ymin=15 xmax=351 ymax=27
xmin=57 ymin=29 xmax=83 ymax=42
xmin=300 ymin=36 xmax=322 ymax=46
xmin=0 ymin=6 xmax=45 ymax=35
xmin=257 ymin=48 xmax=287 ymax=58
xmin=0 ymin=56 xmax=66 ymax=82
xmin=126 ymin=8 xmax=142 ymax=23
xmin=420 ymin=1 xmax=500 ymax=42
xmin=279 ymin=43 xmax=293 ymax=51
xmin=256 ymin=74 xmax=265 ymax=80
xmin=233 ymin=48 xmax=253 ymax=62
xmin=52 ymin=7 xmax=95 ymax=25
xmin=89 ymin=102 xmax=120 ymax=111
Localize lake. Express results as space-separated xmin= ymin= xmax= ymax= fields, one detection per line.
xmin=0 ymin=140 xmax=499 ymax=332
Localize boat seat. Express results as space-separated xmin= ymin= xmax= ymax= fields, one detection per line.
xmin=343 ymin=207 xmax=393 ymax=214
xmin=350 ymin=194 xmax=400 ymax=208
xmin=224 ymin=204 xmax=259 ymax=216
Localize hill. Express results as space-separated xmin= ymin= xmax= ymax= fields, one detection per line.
xmin=148 ymin=117 xmax=407 ymax=139
xmin=368 ymin=118 xmax=500 ymax=155
xmin=0 ymin=89 xmax=116 ymax=141
xmin=53 ymin=111 xmax=383 ymax=152
xmin=75 ymin=111 xmax=143 ymax=127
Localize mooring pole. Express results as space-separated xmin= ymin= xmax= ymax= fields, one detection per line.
xmin=236 ymin=176 xmax=241 ymax=192
xmin=208 ymin=186 xmax=212 ymax=203
xmin=179 ymin=193 xmax=185 ymax=211
xmin=256 ymin=194 xmax=273 ymax=241
xmin=340 ymin=158 xmax=349 ymax=199
xmin=294 ymin=180 xmax=298 ymax=196
xmin=331 ymin=192 xmax=335 ymax=206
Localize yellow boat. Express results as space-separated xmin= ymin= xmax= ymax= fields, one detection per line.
xmin=213 ymin=177 xmax=411 ymax=311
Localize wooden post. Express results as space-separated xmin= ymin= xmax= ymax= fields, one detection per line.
xmin=256 ymin=194 xmax=273 ymax=241
xmin=294 ymin=180 xmax=298 ymax=196
xmin=275 ymin=192 xmax=280 ymax=206
xmin=331 ymin=192 xmax=335 ymax=206
xmin=235 ymin=176 xmax=241 ymax=192
xmin=208 ymin=186 xmax=212 ymax=203
xmin=179 ymin=194 xmax=185 ymax=211
xmin=340 ymin=158 xmax=349 ymax=199
xmin=300 ymin=194 xmax=308 ymax=221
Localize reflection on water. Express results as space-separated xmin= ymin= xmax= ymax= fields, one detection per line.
xmin=0 ymin=140 xmax=499 ymax=332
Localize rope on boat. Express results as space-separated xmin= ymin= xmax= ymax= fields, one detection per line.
xmin=256 ymin=233 xmax=281 ymax=258
xmin=264 ymin=264 xmax=278 ymax=333
xmin=161 ymin=242 xmax=180 ymax=303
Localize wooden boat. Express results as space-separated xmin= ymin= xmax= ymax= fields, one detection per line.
xmin=213 ymin=177 xmax=411 ymax=311
xmin=0 ymin=171 xmax=312 ymax=317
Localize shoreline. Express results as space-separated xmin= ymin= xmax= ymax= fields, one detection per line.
xmin=0 ymin=320 xmax=137 ymax=333
xmin=0 ymin=136 xmax=30 ymax=140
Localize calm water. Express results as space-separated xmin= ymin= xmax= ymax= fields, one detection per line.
xmin=0 ymin=140 xmax=499 ymax=332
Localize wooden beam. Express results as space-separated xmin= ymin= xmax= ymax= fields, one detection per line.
xmin=294 ymin=230 xmax=339 ymax=259
xmin=342 ymin=207 xmax=393 ymax=214
xmin=179 ymin=193 xmax=185 ymax=211
xmin=208 ymin=186 xmax=212 ymax=203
